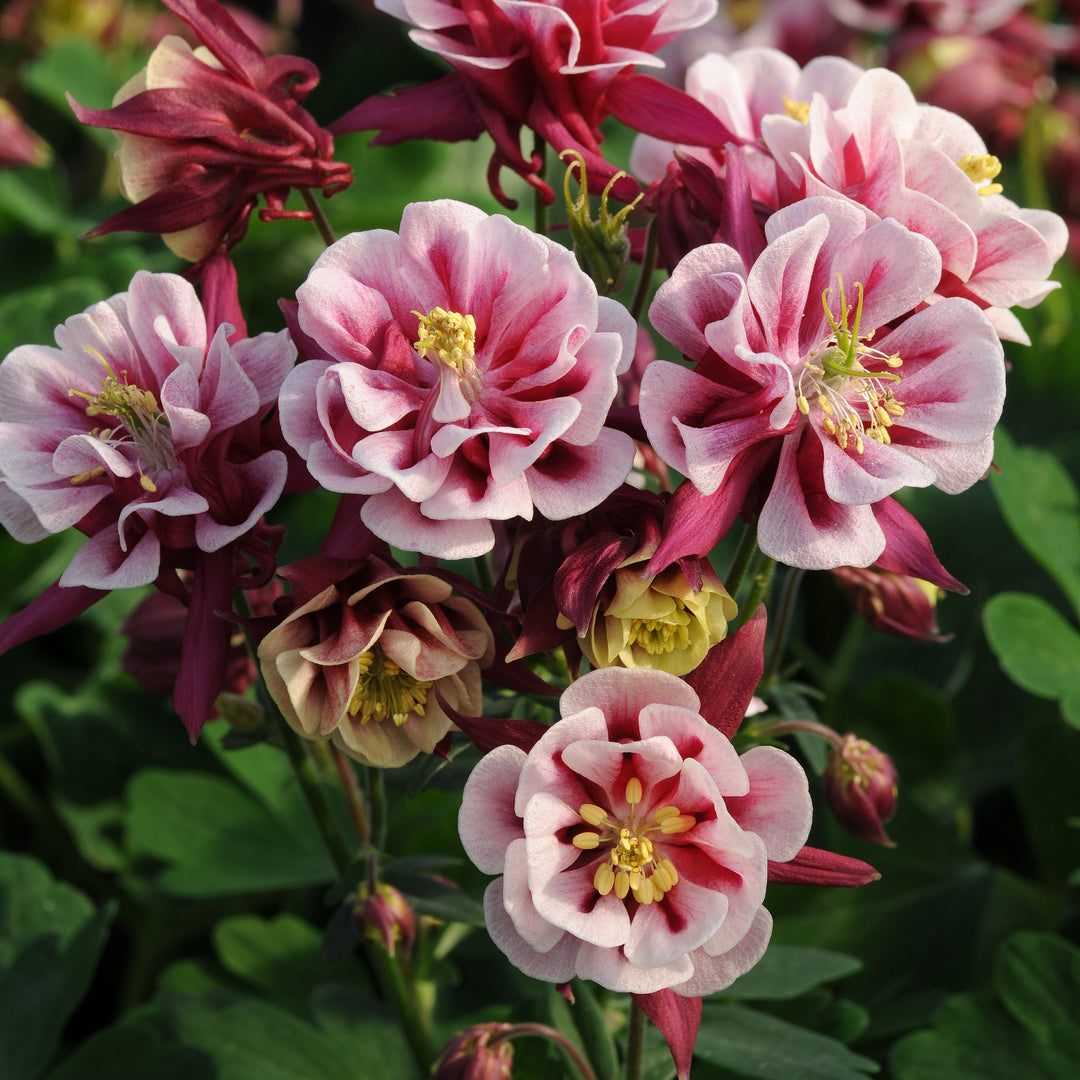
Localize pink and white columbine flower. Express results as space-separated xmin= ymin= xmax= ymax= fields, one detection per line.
xmin=459 ymin=666 xmax=812 ymax=996
xmin=639 ymin=197 xmax=1006 ymax=570
xmin=0 ymin=270 xmax=292 ymax=587
xmin=278 ymin=199 xmax=637 ymax=559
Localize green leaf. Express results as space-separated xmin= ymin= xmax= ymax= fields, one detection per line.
xmin=44 ymin=1014 xmax=213 ymax=1080
xmin=694 ymin=1004 xmax=879 ymax=1080
xmin=983 ymin=592 xmax=1080 ymax=729
xmin=164 ymin=993 xmax=367 ymax=1080
xmin=570 ymin=980 xmax=619 ymax=1080
xmin=0 ymin=853 xmax=114 ymax=1080
xmin=989 ymin=428 xmax=1080 ymax=621
xmin=23 ymin=38 xmax=122 ymax=142
xmin=719 ymin=947 xmax=863 ymax=1001
xmin=125 ymin=770 xmax=335 ymax=897
xmin=891 ymin=931 xmax=1080 ymax=1080
xmin=308 ymin=984 xmax=418 ymax=1079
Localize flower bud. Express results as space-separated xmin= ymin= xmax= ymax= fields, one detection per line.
xmin=562 ymin=150 xmax=640 ymax=296
xmin=832 ymin=565 xmax=950 ymax=642
xmin=823 ymin=735 xmax=899 ymax=846
xmin=355 ymin=883 xmax=416 ymax=958
xmin=435 ymin=1023 xmax=514 ymax=1080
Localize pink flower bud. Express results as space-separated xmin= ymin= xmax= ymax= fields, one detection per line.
xmin=823 ymin=735 xmax=899 ymax=846
xmin=435 ymin=1024 xmax=514 ymax=1080
xmin=831 ymin=566 xmax=951 ymax=642
xmin=355 ymin=883 xmax=415 ymax=958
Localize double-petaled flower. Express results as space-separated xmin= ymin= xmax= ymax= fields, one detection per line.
xmin=640 ymin=198 xmax=1006 ymax=570
xmin=0 ymin=269 xmax=294 ymax=735
xmin=459 ymin=666 xmax=813 ymax=997
xmin=278 ymin=199 xmax=637 ymax=559
xmin=258 ymin=555 xmax=495 ymax=769
xmin=69 ymin=0 xmax=351 ymax=263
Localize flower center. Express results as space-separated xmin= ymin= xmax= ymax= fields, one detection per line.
xmin=796 ymin=277 xmax=904 ymax=454
xmin=628 ymin=603 xmax=692 ymax=656
xmin=571 ymin=776 xmax=695 ymax=905
xmin=348 ymin=647 xmax=432 ymax=726
xmin=68 ymin=350 xmax=174 ymax=491
xmin=956 ymin=153 xmax=1003 ymax=197
xmin=782 ymin=93 xmax=810 ymax=124
xmin=414 ymin=307 xmax=477 ymax=376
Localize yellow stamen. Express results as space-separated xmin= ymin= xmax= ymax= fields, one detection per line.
xmin=658 ymin=814 xmax=696 ymax=834
xmin=625 ymin=777 xmax=643 ymax=805
xmin=956 ymin=153 xmax=1004 ymax=196
xmin=413 ymin=307 xmax=477 ymax=373
xmin=594 ymin=862 xmax=615 ymax=896
xmin=782 ymin=93 xmax=810 ymax=124
xmin=573 ymin=831 xmax=600 ymax=850
xmin=347 ymin=647 xmax=432 ymax=726
xmin=580 ymin=804 xmax=609 ymax=827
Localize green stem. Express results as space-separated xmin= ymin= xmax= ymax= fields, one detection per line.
xmin=367 ymin=765 xmax=388 ymax=853
xmin=495 ymin=1024 xmax=599 ymax=1080
xmin=724 ymin=521 xmax=757 ymax=598
xmin=274 ymin=710 xmax=353 ymax=875
xmin=629 ymin=215 xmax=658 ymax=322
xmin=534 ymin=133 xmax=549 ymax=236
xmin=301 ymin=187 xmax=337 ymax=246
xmin=763 ymin=566 xmax=805 ymax=683
xmin=367 ymin=943 xmax=436 ymax=1074
xmin=734 ymin=555 xmax=776 ymax=630
xmin=624 ymin=999 xmax=646 ymax=1080
xmin=473 ymin=554 xmax=493 ymax=594
xmin=1018 ymin=99 xmax=1050 ymax=211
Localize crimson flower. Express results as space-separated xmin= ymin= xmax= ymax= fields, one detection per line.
xmin=337 ymin=0 xmax=733 ymax=205
xmin=69 ymin=0 xmax=351 ymax=264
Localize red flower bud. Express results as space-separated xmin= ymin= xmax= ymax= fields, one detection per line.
xmin=435 ymin=1024 xmax=514 ymax=1080
xmin=823 ymin=735 xmax=899 ymax=846
xmin=832 ymin=565 xmax=951 ymax=642
xmin=355 ymin=883 xmax=416 ymax=958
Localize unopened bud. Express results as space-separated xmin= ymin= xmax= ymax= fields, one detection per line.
xmin=435 ymin=1023 xmax=514 ymax=1080
xmin=823 ymin=735 xmax=899 ymax=846
xmin=562 ymin=150 xmax=640 ymax=296
xmin=355 ymin=883 xmax=416 ymax=958
xmin=832 ymin=566 xmax=950 ymax=643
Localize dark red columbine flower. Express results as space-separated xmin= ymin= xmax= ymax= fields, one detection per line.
xmin=823 ymin=734 xmax=900 ymax=846
xmin=336 ymin=0 xmax=735 ymax=206
xmin=68 ymin=0 xmax=351 ymax=265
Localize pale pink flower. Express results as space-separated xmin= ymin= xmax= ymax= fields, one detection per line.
xmin=0 ymin=270 xmax=293 ymax=589
xmin=459 ymin=666 xmax=812 ymax=996
xmin=279 ymin=199 xmax=637 ymax=559
xmin=758 ymin=59 xmax=1067 ymax=341
xmin=639 ymin=198 xmax=1006 ymax=570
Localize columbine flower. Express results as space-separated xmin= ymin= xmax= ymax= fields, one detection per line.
xmin=639 ymin=197 xmax=1006 ymax=571
xmin=278 ymin=199 xmax=637 ymax=559
xmin=511 ymin=488 xmax=736 ymax=677
xmin=258 ymin=555 xmax=495 ymax=769
xmin=0 ymin=270 xmax=293 ymax=736
xmin=458 ymin=666 xmax=812 ymax=997
xmin=822 ymin=734 xmax=899 ymax=845
xmin=69 ymin=0 xmax=351 ymax=264
xmin=335 ymin=0 xmax=729 ymax=205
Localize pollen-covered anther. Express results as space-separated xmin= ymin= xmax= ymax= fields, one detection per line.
xmin=348 ymin=648 xmax=432 ymax=727
xmin=782 ymin=93 xmax=810 ymax=124
xmin=625 ymin=776 xmax=643 ymax=805
xmin=957 ymin=153 xmax=1004 ymax=196
xmin=797 ymin=276 xmax=906 ymax=455
xmin=413 ymin=307 xmax=478 ymax=374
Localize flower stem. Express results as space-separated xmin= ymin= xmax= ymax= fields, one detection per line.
xmin=763 ymin=566 xmax=805 ymax=683
xmin=331 ymin=744 xmax=370 ymax=847
xmin=494 ymin=1024 xmax=599 ymax=1080
xmin=725 ymin=522 xmax=758 ymax=598
xmin=629 ymin=215 xmax=658 ymax=322
xmin=534 ymin=133 xmax=549 ymax=236
xmin=746 ymin=716 xmax=844 ymax=749
xmin=273 ymin=708 xmax=352 ymax=875
xmin=301 ymin=187 xmax=337 ymax=246
xmin=366 ymin=942 xmax=437 ymax=1073
xmin=734 ymin=554 xmax=776 ymax=630
xmin=624 ymin=999 xmax=646 ymax=1080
